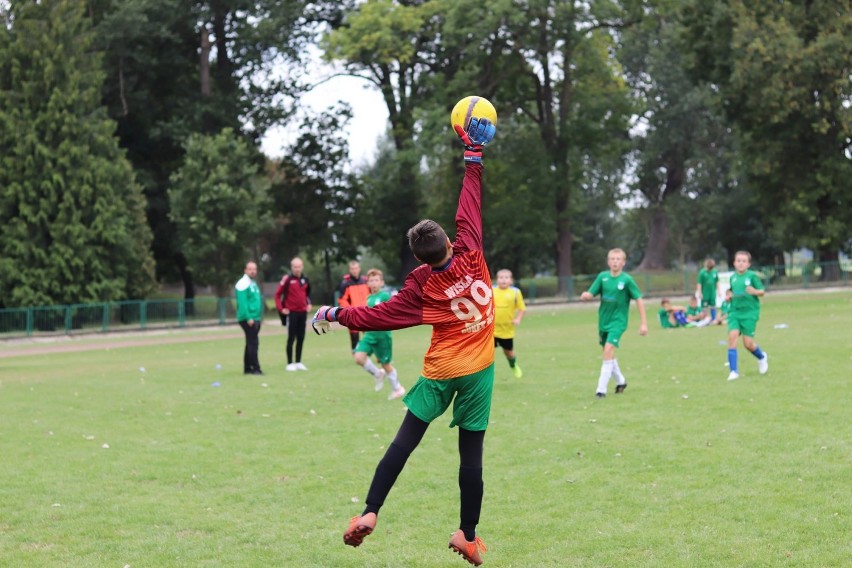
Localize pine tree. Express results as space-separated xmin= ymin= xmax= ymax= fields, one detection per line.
xmin=0 ymin=0 xmax=155 ymax=308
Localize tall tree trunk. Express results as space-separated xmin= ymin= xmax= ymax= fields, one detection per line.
xmin=555 ymin=184 xmax=574 ymax=295
xmin=200 ymin=26 xmax=211 ymax=97
xmin=638 ymin=205 xmax=670 ymax=270
xmin=323 ymin=249 xmax=333 ymax=300
xmin=638 ymin=158 xmax=684 ymax=270
xmin=818 ymin=248 xmax=840 ymax=282
xmin=175 ymin=251 xmax=196 ymax=313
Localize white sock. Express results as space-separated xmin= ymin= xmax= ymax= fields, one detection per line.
xmin=612 ymin=359 xmax=626 ymax=386
xmin=597 ymin=360 xmax=614 ymax=393
xmin=387 ymin=368 xmax=401 ymax=389
xmin=696 ymin=316 xmax=712 ymax=328
xmin=363 ymin=359 xmax=380 ymax=377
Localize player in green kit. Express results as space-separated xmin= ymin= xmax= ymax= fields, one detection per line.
xmin=696 ymin=258 xmax=720 ymax=321
xmin=580 ymin=248 xmax=648 ymax=397
xmin=726 ymin=250 xmax=768 ymax=381
xmin=352 ymin=269 xmax=405 ymax=400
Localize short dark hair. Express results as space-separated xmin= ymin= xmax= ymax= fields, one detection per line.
xmin=407 ymin=219 xmax=449 ymax=265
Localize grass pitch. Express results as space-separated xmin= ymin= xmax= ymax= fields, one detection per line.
xmin=1 ymin=291 xmax=850 ymax=567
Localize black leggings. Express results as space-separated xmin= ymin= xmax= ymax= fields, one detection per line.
xmin=286 ymin=311 xmax=307 ymax=363
xmin=363 ymin=411 xmax=485 ymax=534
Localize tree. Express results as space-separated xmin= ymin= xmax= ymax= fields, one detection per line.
xmin=168 ymin=128 xmax=272 ymax=297
xmin=681 ymin=0 xmax=852 ymax=271
xmin=90 ymin=0 xmax=353 ymax=295
xmin=485 ymin=0 xmax=637 ymax=291
xmin=323 ymin=0 xmax=454 ymax=279
xmin=0 ymin=0 xmax=155 ymax=308
xmin=620 ymin=1 xmax=733 ymax=269
xmin=266 ymin=106 xmax=363 ymax=294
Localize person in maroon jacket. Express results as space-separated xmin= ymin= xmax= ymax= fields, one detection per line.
xmin=275 ymin=257 xmax=312 ymax=371
xmin=312 ymin=116 xmax=496 ymax=566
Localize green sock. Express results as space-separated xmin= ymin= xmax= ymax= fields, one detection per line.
xmin=508 ymin=356 xmax=516 ymax=368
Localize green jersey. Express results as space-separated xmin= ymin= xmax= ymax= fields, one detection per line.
xmin=720 ymin=300 xmax=732 ymax=315
xmin=729 ymin=270 xmax=764 ymax=317
xmin=687 ymin=305 xmax=703 ymax=318
xmin=588 ymin=271 xmax=643 ymax=332
xmin=658 ymin=308 xmax=675 ymax=329
xmin=697 ymin=268 xmax=719 ymax=303
xmin=364 ymin=290 xmax=392 ymax=339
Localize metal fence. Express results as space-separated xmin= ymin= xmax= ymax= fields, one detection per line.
xmin=0 ymin=298 xmax=236 ymax=339
xmin=520 ymin=261 xmax=850 ymax=301
xmin=0 ymin=262 xmax=848 ymax=339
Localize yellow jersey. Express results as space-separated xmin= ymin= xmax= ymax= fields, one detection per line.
xmin=492 ymin=285 xmax=526 ymax=339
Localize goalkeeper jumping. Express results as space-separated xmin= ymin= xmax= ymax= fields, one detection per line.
xmin=312 ymin=116 xmax=496 ymax=566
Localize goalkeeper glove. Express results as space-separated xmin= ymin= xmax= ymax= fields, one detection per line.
xmin=311 ymin=305 xmax=340 ymax=335
xmin=454 ymin=117 xmax=496 ymax=163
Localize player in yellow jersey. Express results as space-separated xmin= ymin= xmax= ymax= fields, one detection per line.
xmin=312 ymin=116 xmax=496 ymax=566
xmin=492 ymin=269 xmax=526 ymax=378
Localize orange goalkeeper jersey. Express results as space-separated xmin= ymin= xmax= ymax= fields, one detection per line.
xmin=337 ymin=163 xmax=495 ymax=380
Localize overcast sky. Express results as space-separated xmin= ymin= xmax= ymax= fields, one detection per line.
xmin=260 ymin=73 xmax=389 ymax=168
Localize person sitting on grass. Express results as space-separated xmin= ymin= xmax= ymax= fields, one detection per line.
xmin=686 ymin=296 xmax=714 ymax=327
xmin=659 ymin=298 xmax=691 ymax=328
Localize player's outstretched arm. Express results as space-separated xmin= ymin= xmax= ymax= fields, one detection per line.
xmin=311 ymin=306 xmax=339 ymax=335
xmin=453 ymin=117 xmax=496 ymax=254
xmin=580 ymin=291 xmax=594 ymax=301
xmin=312 ymin=271 xmax=427 ymax=335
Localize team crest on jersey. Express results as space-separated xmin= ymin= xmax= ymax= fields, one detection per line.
xmin=617 ymin=282 xmax=625 ymax=290
xmin=745 ymin=279 xmax=751 ymax=286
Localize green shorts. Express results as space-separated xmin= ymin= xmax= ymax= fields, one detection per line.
xmin=402 ymin=364 xmax=494 ymax=431
xmin=701 ymin=297 xmax=716 ymax=309
xmin=599 ymin=328 xmax=625 ymax=348
xmin=727 ymin=313 xmax=758 ymax=337
xmin=355 ymin=333 xmax=393 ymax=364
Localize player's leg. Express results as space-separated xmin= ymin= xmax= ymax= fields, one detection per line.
xmin=450 ymin=427 xmax=487 ymax=565
xmin=447 ymin=366 xmax=493 ymax=565
xmin=706 ymin=300 xmax=718 ymax=322
xmin=741 ymin=324 xmax=768 ymax=374
xmin=344 ymin=410 xmax=431 ymax=547
xmin=383 ymin=363 xmax=404 ymax=398
xmin=498 ymin=337 xmax=522 ymax=378
xmin=727 ymin=321 xmax=741 ymax=380
xmin=612 ymin=357 xmax=627 ymax=393
xmin=373 ymin=336 xmax=400 ymax=397
xmin=596 ymin=333 xmax=620 ymax=397
xmin=354 ymin=347 xmax=382 ymax=382
xmin=349 ymin=330 xmax=360 ymax=351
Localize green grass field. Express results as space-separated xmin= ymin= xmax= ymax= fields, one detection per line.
xmin=1 ymin=291 xmax=850 ymax=567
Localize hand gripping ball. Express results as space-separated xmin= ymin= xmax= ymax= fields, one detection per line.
xmin=450 ymin=96 xmax=497 ymax=132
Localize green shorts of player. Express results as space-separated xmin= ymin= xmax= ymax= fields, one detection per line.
xmin=727 ymin=313 xmax=759 ymax=337
xmin=355 ymin=333 xmax=393 ymax=365
xmin=403 ymin=363 xmax=494 ymax=432
xmin=598 ymin=328 xmax=626 ymax=348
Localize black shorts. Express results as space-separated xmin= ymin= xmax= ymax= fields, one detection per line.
xmin=494 ymin=337 xmax=514 ymax=351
